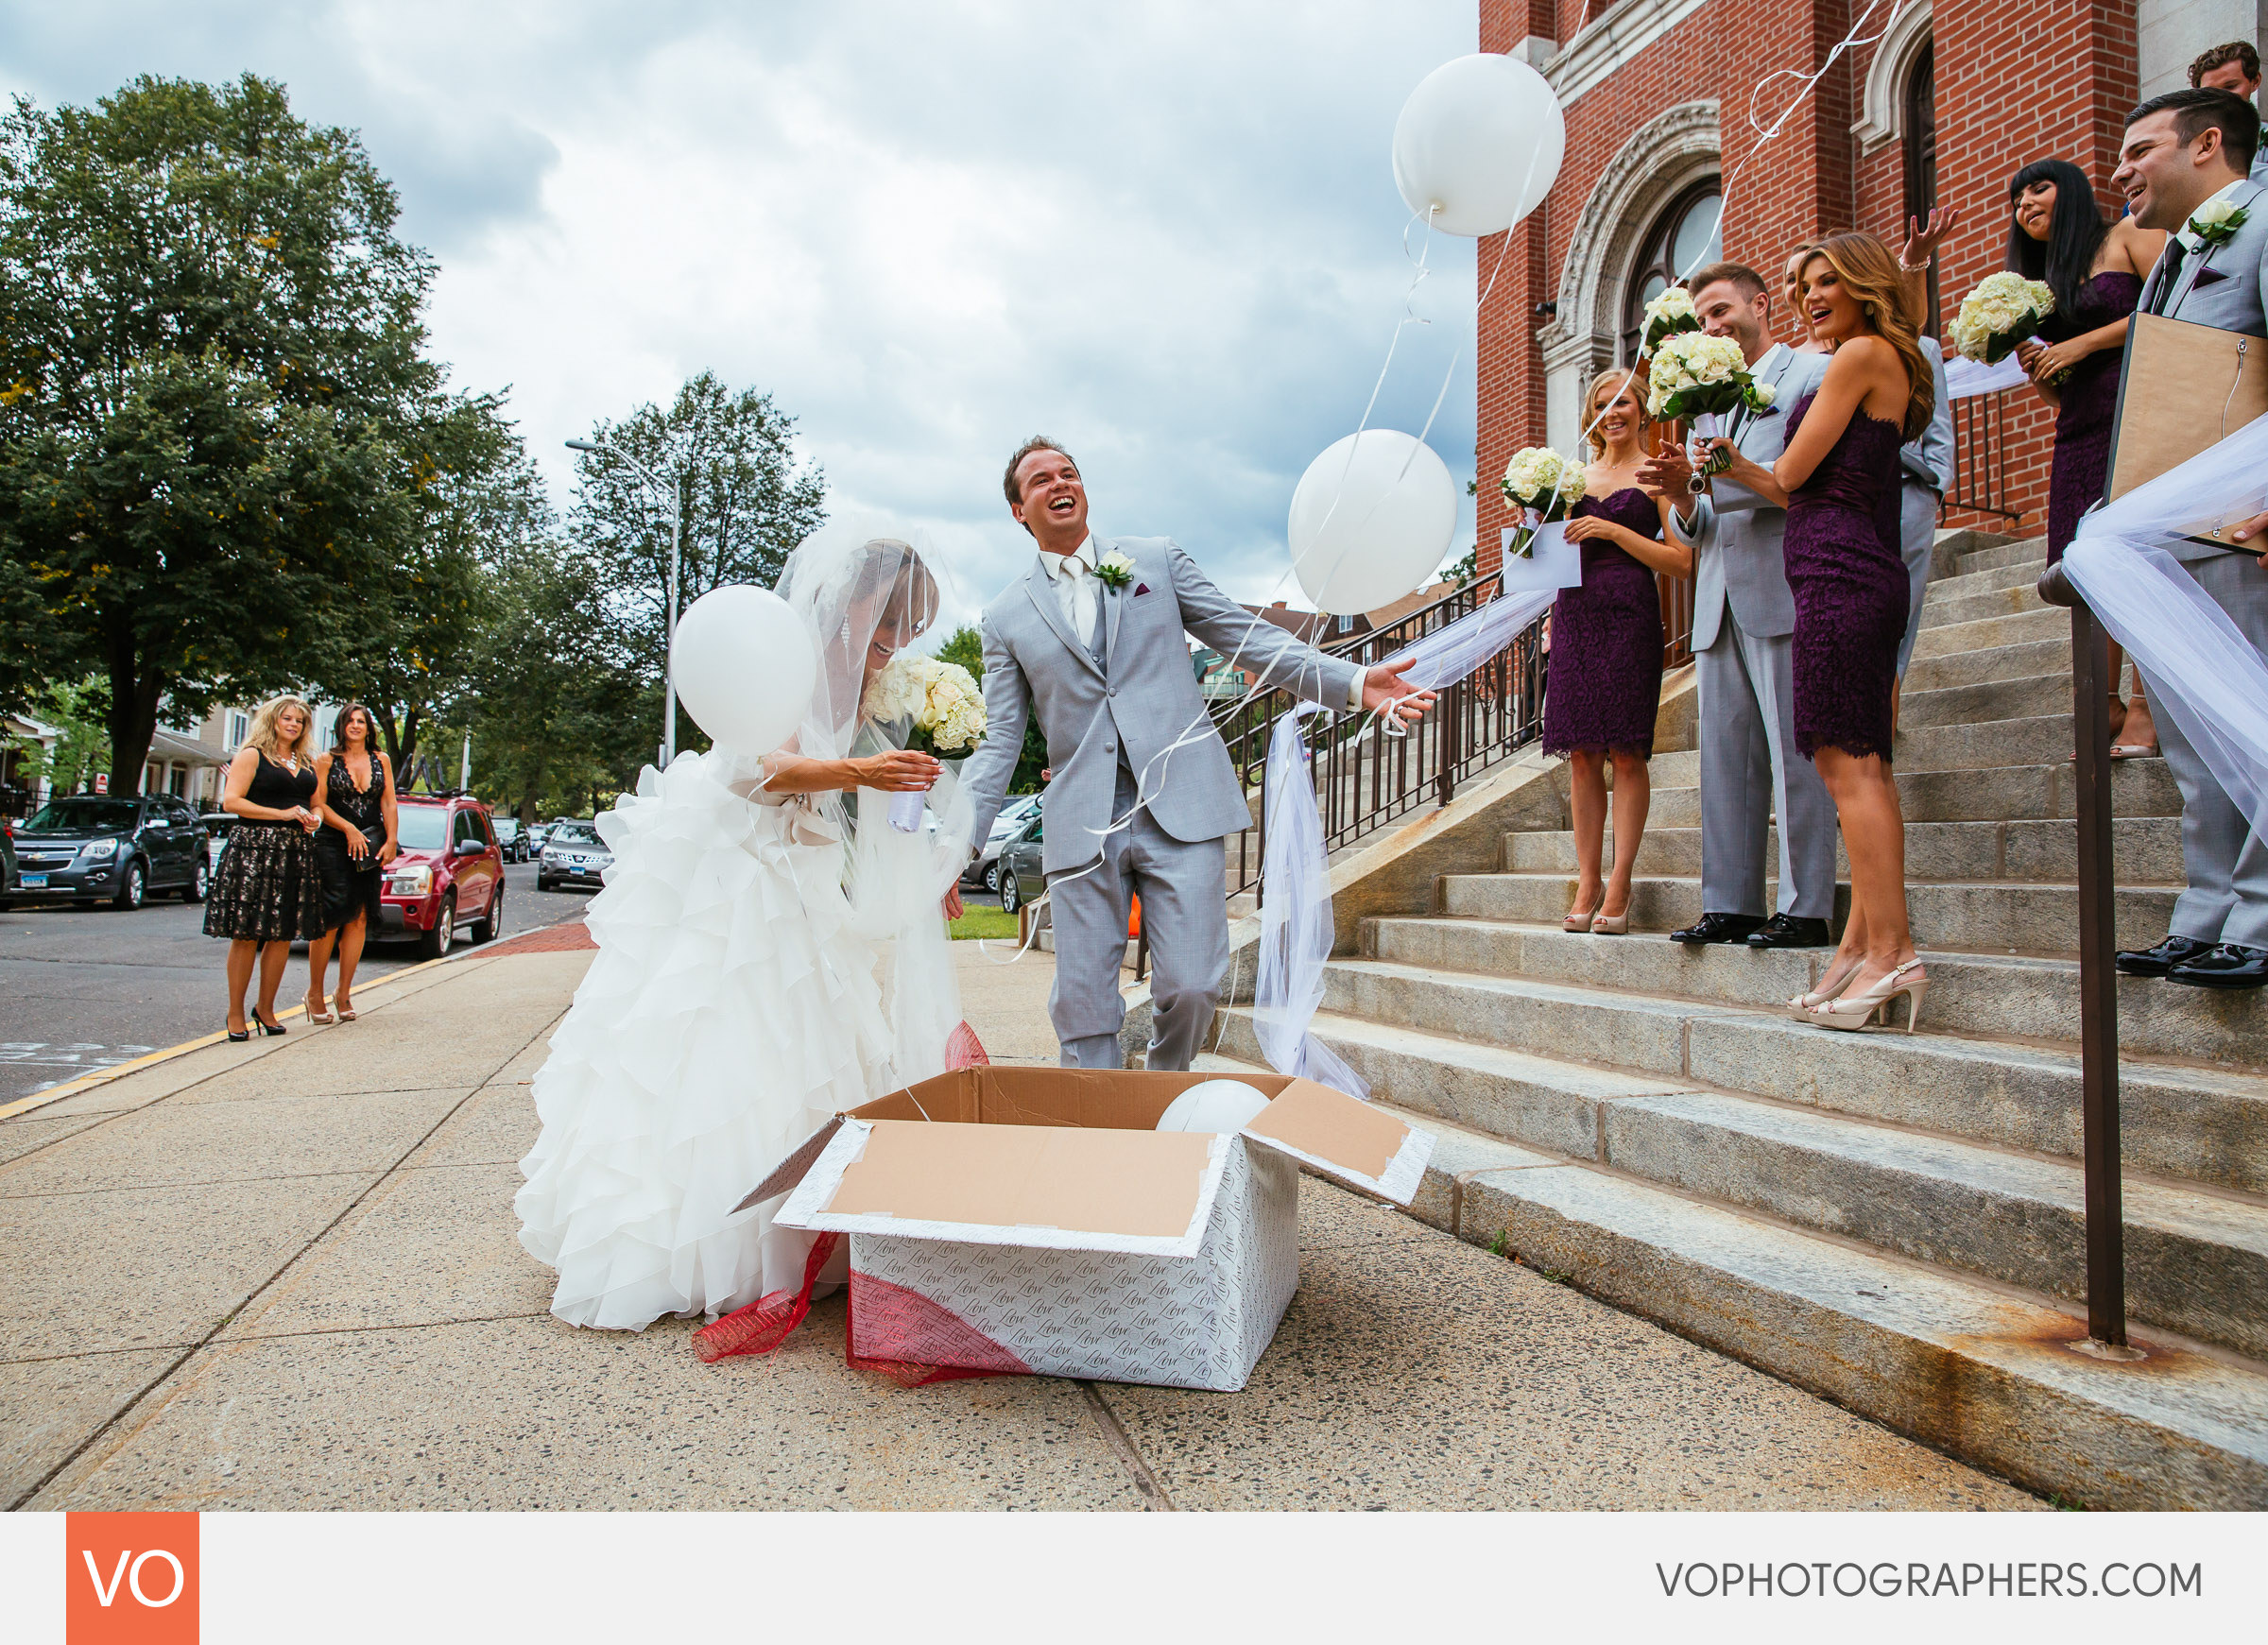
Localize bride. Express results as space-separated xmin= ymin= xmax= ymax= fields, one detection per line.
xmin=515 ymin=528 xmax=973 ymax=1331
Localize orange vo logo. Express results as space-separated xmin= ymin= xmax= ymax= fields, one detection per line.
xmin=66 ymin=1513 xmax=198 ymax=1644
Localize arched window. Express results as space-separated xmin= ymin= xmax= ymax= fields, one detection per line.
xmin=1902 ymin=42 xmax=1938 ymax=331
xmin=1620 ymin=180 xmax=1722 ymax=362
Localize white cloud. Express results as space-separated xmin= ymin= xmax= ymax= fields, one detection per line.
xmin=1 ymin=0 xmax=1483 ymax=626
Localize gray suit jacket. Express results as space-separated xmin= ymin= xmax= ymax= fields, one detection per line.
xmin=1899 ymin=334 xmax=1956 ymax=496
xmin=959 ymin=536 xmax=1362 ymax=875
xmin=1679 ymin=345 xmax=1830 ymax=650
xmin=2138 ymin=177 xmax=2268 ymax=560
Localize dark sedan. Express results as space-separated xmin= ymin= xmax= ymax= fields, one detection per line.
xmin=4 ymin=794 xmax=210 ymax=910
xmin=995 ymin=811 xmax=1044 ymax=916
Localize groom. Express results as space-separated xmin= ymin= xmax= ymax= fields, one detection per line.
xmin=959 ymin=437 xmax=1434 ymax=1070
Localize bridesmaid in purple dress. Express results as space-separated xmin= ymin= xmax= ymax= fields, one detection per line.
xmin=1542 ymin=368 xmax=1690 ymax=934
xmin=2006 ymin=157 xmax=2169 ymax=755
xmin=1754 ymin=234 xmax=1932 ymax=1031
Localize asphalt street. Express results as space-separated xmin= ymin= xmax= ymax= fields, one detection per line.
xmin=0 ymin=861 xmax=593 ymax=1105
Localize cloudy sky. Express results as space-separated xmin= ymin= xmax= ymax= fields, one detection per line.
xmin=1 ymin=1 xmax=1481 ymax=621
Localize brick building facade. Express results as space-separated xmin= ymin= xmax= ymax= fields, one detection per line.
xmin=1473 ymin=0 xmax=2260 ymax=582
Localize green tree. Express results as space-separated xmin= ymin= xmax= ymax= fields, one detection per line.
xmin=934 ymin=623 xmax=1046 ymax=795
xmin=568 ymin=371 xmax=826 ymax=752
xmin=4 ymin=675 xmax=111 ymax=795
xmin=0 ymin=75 xmax=442 ymax=791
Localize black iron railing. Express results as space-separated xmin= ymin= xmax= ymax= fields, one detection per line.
xmin=1212 ymin=572 xmax=1549 ymax=903
xmin=1948 ymin=387 xmax=2022 ymax=522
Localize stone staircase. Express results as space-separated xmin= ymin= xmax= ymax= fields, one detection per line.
xmin=1205 ymin=531 xmax=2268 ymax=1507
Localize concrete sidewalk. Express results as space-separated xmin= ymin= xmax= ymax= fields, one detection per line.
xmin=2 ymin=935 xmax=2036 ymax=1511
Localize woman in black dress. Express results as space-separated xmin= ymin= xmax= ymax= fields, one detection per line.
xmin=205 ymin=696 xmax=325 ymax=1037
xmin=1543 ymin=368 xmax=1691 ymax=934
xmin=307 ymin=703 xmax=398 ymax=1022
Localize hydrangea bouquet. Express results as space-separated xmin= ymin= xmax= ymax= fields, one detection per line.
xmin=1646 ymin=332 xmax=1778 ymax=486
xmin=1949 ymin=272 xmax=2056 ymax=367
xmin=1500 ymin=446 xmax=1587 ymax=558
xmin=863 ymin=656 xmax=988 ymax=831
xmin=1637 ymin=284 xmax=1701 ymax=358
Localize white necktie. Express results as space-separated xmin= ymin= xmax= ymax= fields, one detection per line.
xmin=1059 ymin=556 xmax=1096 ymax=646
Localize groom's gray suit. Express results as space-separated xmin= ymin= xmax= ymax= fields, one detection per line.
xmin=2132 ymin=176 xmax=2268 ymax=950
xmin=1675 ymin=343 xmax=1839 ymax=922
xmin=960 ymin=535 xmax=1361 ymax=1069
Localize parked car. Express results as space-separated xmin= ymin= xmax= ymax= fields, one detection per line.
xmin=5 ymin=794 xmax=209 ymax=909
xmin=966 ymin=794 xmax=1043 ymax=893
xmin=537 ymin=820 xmax=612 ymax=893
xmin=380 ymin=795 xmax=506 ymax=958
xmin=200 ymin=813 xmax=235 ymax=875
xmin=0 ymin=817 xmax=15 ymax=906
xmin=493 ymin=817 xmax=529 ymax=863
xmin=995 ymin=811 xmax=1044 ymax=916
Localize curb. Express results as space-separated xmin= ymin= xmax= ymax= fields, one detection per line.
xmin=0 ymin=918 xmax=580 ymax=1123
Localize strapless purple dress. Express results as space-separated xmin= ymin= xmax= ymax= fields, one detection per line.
xmin=1541 ymin=486 xmax=1665 ymax=759
xmin=2042 ymin=269 xmax=2144 ymax=563
xmin=1783 ymin=390 xmax=1909 ymax=763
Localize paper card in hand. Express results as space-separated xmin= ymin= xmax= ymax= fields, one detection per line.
xmin=2106 ymin=312 xmax=2268 ymax=546
xmin=1499 ymin=522 xmax=1582 ymax=591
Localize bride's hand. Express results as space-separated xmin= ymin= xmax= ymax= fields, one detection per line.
xmin=941 ymin=884 xmax=964 ymax=921
xmin=859 ymin=750 xmax=941 ymax=791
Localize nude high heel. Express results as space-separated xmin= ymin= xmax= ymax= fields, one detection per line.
xmin=1590 ymin=910 xmax=1629 ymax=934
xmin=1804 ymin=959 xmax=1928 ymax=1033
xmin=1786 ymin=955 xmax=1862 ymax=1020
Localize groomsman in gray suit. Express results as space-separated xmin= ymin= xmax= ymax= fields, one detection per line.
xmin=1641 ymin=263 xmax=1839 ymax=949
xmin=1894 ymin=335 xmax=1956 ymax=685
xmin=2107 ymin=88 xmax=2268 ymax=988
xmin=958 ymin=438 xmax=1433 ymax=1068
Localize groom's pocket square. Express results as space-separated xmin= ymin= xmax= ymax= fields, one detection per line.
xmin=1135 ymin=582 xmax=1151 ymax=596
xmin=2195 ymin=266 xmax=2230 ymax=289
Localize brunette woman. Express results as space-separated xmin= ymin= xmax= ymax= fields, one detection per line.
xmin=205 ymin=696 xmax=325 ymax=1037
xmin=307 ymin=703 xmax=398 ymax=1022
xmin=2009 ymin=157 xmax=2168 ymax=755
xmin=1543 ymin=368 xmax=1692 ymax=934
xmin=1760 ymin=234 xmax=1932 ymax=1032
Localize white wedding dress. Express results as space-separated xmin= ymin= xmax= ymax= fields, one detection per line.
xmin=516 ymin=530 xmax=971 ymax=1331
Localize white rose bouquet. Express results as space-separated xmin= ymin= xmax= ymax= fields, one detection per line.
xmin=1500 ymin=446 xmax=1587 ymax=557
xmin=1637 ymin=284 xmax=1701 ymax=357
xmin=863 ymin=656 xmax=988 ymax=831
xmin=1646 ymin=332 xmax=1777 ymax=483
xmin=1949 ymin=271 xmax=2055 ymax=367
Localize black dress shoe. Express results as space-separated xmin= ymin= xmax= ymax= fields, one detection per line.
xmin=1745 ymin=914 xmax=1832 ymax=949
xmin=2168 ymin=943 xmax=2268 ymax=988
xmin=2115 ymin=934 xmax=2215 ymax=977
xmin=1669 ymin=912 xmax=1763 ymax=945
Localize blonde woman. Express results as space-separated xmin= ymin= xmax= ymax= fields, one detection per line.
xmin=1742 ymin=233 xmax=1931 ymax=1032
xmin=1542 ymin=368 xmax=1691 ymax=934
xmin=1781 ymin=247 xmax=1829 ymax=352
xmin=205 ymin=695 xmax=325 ymax=1038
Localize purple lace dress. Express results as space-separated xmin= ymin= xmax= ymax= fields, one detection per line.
xmin=2042 ymin=270 xmax=2144 ymax=563
xmin=1783 ymin=390 xmax=1909 ymax=763
xmin=1541 ymin=486 xmax=1665 ymax=759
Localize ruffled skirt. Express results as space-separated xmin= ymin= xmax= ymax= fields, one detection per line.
xmin=514 ymin=754 xmax=898 ymax=1331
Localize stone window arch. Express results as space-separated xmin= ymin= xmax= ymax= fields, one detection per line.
xmin=1619 ymin=179 xmax=1724 ymax=361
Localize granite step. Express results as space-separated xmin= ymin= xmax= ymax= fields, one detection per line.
xmin=1901 ymin=635 xmax=2070 ymax=694
xmin=1899 ymin=670 xmax=2079 ymax=729
xmin=1896 ymin=712 xmax=2081 ymax=773
xmin=1920 ymin=557 xmax=2054 ymax=608
xmin=1349 ymin=927 xmax=2268 ymax=1103
xmin=1500 ymin=816 xmax=2184 ymax=885
xmin=1919 ymin=576 xmax=2052 ymax=632
xmin=1952 ymin=537 xmax=2050 ymax=576
xmin=1908 ymin=602 xmax=2068 ymax=660
xmin=1437 ymin=868 xmax=2176 ymax=953
xmin=1640 ymin=754 xmax=2175 ymax=825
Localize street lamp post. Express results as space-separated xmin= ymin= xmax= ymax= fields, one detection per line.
xmin=566 ymin=438 xmax=684 ymax=765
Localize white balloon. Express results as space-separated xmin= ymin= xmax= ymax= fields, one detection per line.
xmin=1287 ymin=431 xmax=1459 ymax=617
xmin=1392 ymin=54 xmax=1566 ymax=238
xmin=670 ymin=584 xmax=817 ymax=758
xmin=1156 ymin=1079 xmax=1273 ymax=1135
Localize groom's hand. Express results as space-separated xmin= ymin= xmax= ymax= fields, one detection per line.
xmin=1361 ymin=665 xmax=1435 ymax=726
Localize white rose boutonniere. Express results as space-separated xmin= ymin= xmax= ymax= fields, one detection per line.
xmin=1093 ymin=549 xmax=1136 ymax=591
xmin=2189 ymin=198 xmax=2248 ymax=248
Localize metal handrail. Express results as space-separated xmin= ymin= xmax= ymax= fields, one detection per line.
xmin=1211 ymin=572 xmax=1550 ymax=902
xmin=2036 ymin=558 xmax=2133 ymax=1356
xmin=1948 ymin=388 xmax=2022 ymax=522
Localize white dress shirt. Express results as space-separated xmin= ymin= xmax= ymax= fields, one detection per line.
xmin=1040 ymin=538 xmax=1369 ymax=710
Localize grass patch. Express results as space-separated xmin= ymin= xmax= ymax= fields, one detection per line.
xmin=951 ymin=903 xmax=1019 ymax=941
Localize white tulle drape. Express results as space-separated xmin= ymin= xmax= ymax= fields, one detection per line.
xmin=2062 ymin=412 xmax=2268 ymax=840
xmin=1944 ymin=353 xmax=2030 ymax=400
xmin=1254 ymin=587 xmax=1555 ymax=1095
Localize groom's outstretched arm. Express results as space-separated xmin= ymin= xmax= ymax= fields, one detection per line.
xmin=1167 ymin=542 xmax=1363 ymax=710
xmin=958 ymin=612 xmax=1028 ymax=848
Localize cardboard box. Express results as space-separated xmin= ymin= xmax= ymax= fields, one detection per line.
xmin=747 ymin=1068 xmax=1434 ymax=1392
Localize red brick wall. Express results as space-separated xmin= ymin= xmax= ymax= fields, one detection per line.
xmin=1476 ymin=0 xmax=2142 ymax=572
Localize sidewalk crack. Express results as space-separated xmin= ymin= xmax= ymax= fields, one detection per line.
xmin=1078 ymin=1382 xmax=1177 ymax=1511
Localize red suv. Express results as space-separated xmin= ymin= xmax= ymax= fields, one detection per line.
xmin=380 ymin=795 xmax=506 ymax=958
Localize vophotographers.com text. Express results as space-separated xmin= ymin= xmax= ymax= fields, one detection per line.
xmin=1657 ymin=1561 xmax=2203 ymax=1600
